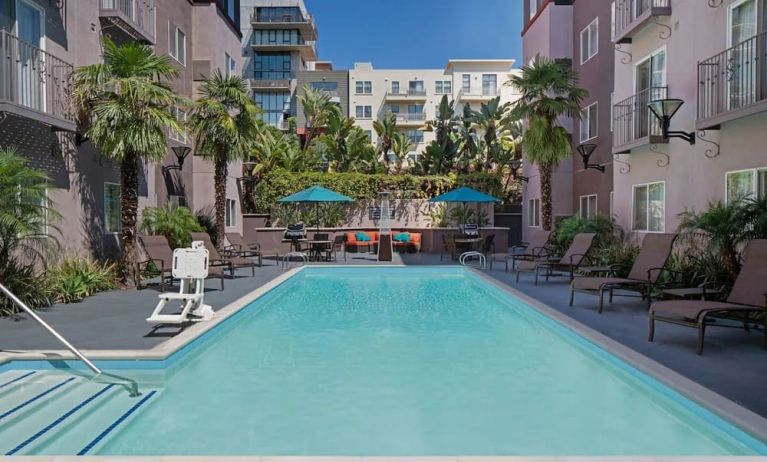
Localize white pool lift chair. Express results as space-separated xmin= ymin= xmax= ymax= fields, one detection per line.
xmin=146 ymin=241 xmax=215 ymax=324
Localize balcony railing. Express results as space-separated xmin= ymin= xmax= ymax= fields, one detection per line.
xmin=385 ymin=89 xmax=427 ymax=99
xmin=0 ymin=30 xmax=74 ymax=130
xmin=612 ymin=0 xmax=671 ymax=43
xmin=459 ymin=87 xmax=500 ymax=99
xmin=250 ymin=8 xmax=317 ymax=40
xmin=697 ymin=30 xmax=767 ymax=128
xmin=99 ymin=0 xmax=156 ymax=44
xmin=613 ymin=86 xmax=667 ymax=152
xmin=394 ymin=112 xmax=426 ymax=124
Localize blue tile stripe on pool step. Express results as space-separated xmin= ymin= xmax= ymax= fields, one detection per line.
xmin=5 ymin=383 xmax=115 ymax=455
xmin=0 ymin=371 xmax=36 ymax=389
xmin=77 ymin=389 xmax=157 ymax=456
xmin=0 ymin=377 xmax=76 ymax=421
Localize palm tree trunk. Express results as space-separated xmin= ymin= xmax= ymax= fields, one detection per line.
xmin=214 ymin=155 xmax=228 ymax=250
xmin=540 ymin=163 xmax=553 ymax=231
xmin=119 ymin=151 xmax=140 ymax=288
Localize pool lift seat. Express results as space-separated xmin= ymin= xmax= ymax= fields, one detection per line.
xmin=147 ymin=241 xmax=215 ymax=324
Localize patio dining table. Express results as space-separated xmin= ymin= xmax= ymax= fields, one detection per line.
xmin=307 ymin=239 xmax=333 ymax=261
xmin=454 ymin=236 xmax=482 ymax=254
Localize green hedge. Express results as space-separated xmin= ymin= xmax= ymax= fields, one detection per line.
xmin=253 ymin=169 xmax=504 ymax=213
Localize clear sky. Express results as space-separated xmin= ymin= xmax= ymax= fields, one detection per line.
xmin=304 ymin=0 xmax=523 ymax=70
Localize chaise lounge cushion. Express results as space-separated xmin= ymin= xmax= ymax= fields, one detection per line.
xmin=650 ymin=300 xmax=762 ymax=322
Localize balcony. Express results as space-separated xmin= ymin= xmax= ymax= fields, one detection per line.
xmin=250 ymin=9 xmax=317 ymax=41
xmin=250 ymin=74 xmax=293 ymax=91
xmin=697 ymin=30 xmax=767 ymax=129
xmin=99 ymin=0 xmax=156 ymax=44
xmin=393 ymin=112 xmax=426 ymax=126
xmin=251 ymin=38 xmax=317 ymax=61
xmin=385 ymin=89 xmax=427 ymax=101
xmin=457 ymin=87 xmax=500 ymax=101
xmin=0 ymin=30 xmax=75 ymax=131
xmin=612 ymin=0 xmax=671 ymax=44
xmin=612 ymin=86 xmax=668 ymax=153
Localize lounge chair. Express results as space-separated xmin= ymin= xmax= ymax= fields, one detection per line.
xmin=330 ymin=235 xmax=346 ymax=261
xmin=508 ymin=231 xmax=553 ymax=270
xmin=649 ymin=239 xmax=767 ymax=354
xmin=190 ymin=232 xmax=256 ymax=277
xmin=515 ymin=233 xmax=596 ymax=285
xmin=224 ymin=233 xmax=263 ymax=267
xmin=137 ymin=235 xmax=225 ymax=291
xmin=569 ymin=233 xmax=678 ymax=314
xmin=440 ymin=234 xmax=457 ymax=261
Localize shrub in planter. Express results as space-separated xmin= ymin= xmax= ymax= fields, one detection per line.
xmin=140 ymin=204 xmax=203 ymax=249
xmin=45 ymin=258 xmax=118 ymax=304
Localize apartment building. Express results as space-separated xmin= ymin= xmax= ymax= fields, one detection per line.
xmin=611 ymin=0 xmax=767 ymax=236
xmin=521 ymin=0 xmax=575 ymax=238
xmin=0 ymin=0 xmax=243 ymax=257
xmin=295 ymin=62 xmax=350 ymax=128
xmin=349 ymin=60 xmax=520 ymax=162
xmin=239 ymin=0 xmax=317 ymax=129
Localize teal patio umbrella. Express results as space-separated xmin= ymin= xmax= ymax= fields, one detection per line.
xmin=429 ymin=186 xmax=500 ymax=226
xmin=278 ymin=185 xmax=354 ymax=233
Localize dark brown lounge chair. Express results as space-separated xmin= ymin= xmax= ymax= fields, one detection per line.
xmin=516 ymin=233 xmax=596 ymax=285
xmin=569 ymin=233 xmax=678 ymax=313
xmin=224 ymin=233 xmax=263 ymax=267
xmin=190 ymin=232 xmax=256 ymax=277
xmin=137 ymin=235 xmax=225 ymax=291
xmin=649 ymin=239 xmax=767 ymax=354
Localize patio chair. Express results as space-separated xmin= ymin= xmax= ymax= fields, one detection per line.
xmin=224 ymin=233 xmax=263 ymax=267
xmin=569 ymin=233 xmax=678 ymax=314
xmin=329 ymin=235 xmax=346 ymax=261
xmin=440 ymin=234 xmax=457 ymax=261
xmin=508 ymin=231 xmax=553 ymax=271
xmin=137 ymin=235 xmax=225 ymax=291
xmin=515 ymin=233 xmax=597 ymax=285
xmin=190 ymin=232 xmax=256 ymax=277
xmin=649 ymin=239 xmax=767 ymax=354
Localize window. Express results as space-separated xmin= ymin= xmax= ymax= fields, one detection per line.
xmin=725 ymin=168 xmax=767 ymax=202
xmin=435 ymin=80 xmax=452 ymax=94
xmin=104 ymin=183 xmax=121 ymax=234
xmin=482 ymin=74 xmax=497 ymax=95
xmin=580 ymin=103 xmax=597 ymax=142
xmin=462 ymin=74 xmax=471 ymax=91
xmin=610 ymin=92 xmax=614 ymax=132
xmin=405 ymin=129 xmax=423 ymax=143
xmin=254 ymin=52 xmax=291 ymax=80
xmin=580 ymin=194 xmax=598 ymax=219
xmin=408 ymin=80 xmax=424 ymax=94
xmin=529 ymin=0 xmax=537 ymax=19
xmin=580 ymin=17 xmax=599 ymax=64
xmin=633 ymin=182 xmax=665 ymax=232
xmin=528 ymin=198 xmax=541 ymax=228
xmin=168 ymin=195 xmax=186 ymax=208
xmin=28 ymin=186 xmax=47 ymax=235
xmin=225 ymin=53 xmax=236 ymax=77
xmin=254 ymin=91 xmax=290 ymax=126
xmin=364 ymin=130 xmax=372 ymax=139
xmin=355 ymin=105 xmax=372 ymax=119
xmin=389 ymin=104 xmax=400 ymax=114
xmin=355 ymin=81 xmax=372 ymax=94
xmin=168 ymin=23 xmax=186 ymax=65
xmin=610 ymin=191 xmax=614 ymax=217
xmin=225 ymin=199 xmax=237 ymax=228
xmin=252 ymin=29 xmax=301 ymax=45
xmin=391 ymin=81 xmax=400 ymax=94
xmin=169 ymin=106 xmax=187 ymax=143
xmin=309 ymin=81 xmax=338 ymax=92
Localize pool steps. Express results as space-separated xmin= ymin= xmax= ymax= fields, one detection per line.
xmin=0 ymin=370 xmax=159 ymax=455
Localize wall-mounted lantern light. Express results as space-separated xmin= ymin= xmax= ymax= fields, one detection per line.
xmin=163 ymin=146 xmax=191 ymax=172
xmin=577 ymin=143 xmax=605 ymax=173
xmin=509 ymin=159 xmax=529 ymax=183
xmin=647 ymin=99 xmax=696 ymax=145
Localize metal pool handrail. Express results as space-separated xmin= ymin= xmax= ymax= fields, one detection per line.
xmin=459 ymin=251 xmax=486 ymax=269
xmin=282 ymin=251 xmax=308 ymax=270
xmin=0 ymin=282 xmax=141 ymax=397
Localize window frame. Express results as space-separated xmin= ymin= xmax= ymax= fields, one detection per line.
xmin=355 ymin=80 xmax=372 ymax=95
xmin=104 ymin=182 xmax=122 ymax=234
xmin=580 ymin=102 xmax=598 ymax=143
xmin=528 ymin=198 xmax=541 ymax=228
xmin=355 ymin=105 xmax=372 ymax=119
xmin=169 ymin=106 xmax=188 ymax=144
xmin=579 ymin=194 xmax=598 ymax=220
xmin=168 ymin=22 xmax=186 ymax=66
xmin=632 ymin=181 xmax=666 ymax=233
xmin=225 ymin=198 xmax=237 ymax=228
xmin=725 ymin=167 xmax=767 ymax=203
xmin=580 ymin=17 xmax=599 ymax=64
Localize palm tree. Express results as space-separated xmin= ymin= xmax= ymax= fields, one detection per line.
xmin=72 ymin=39 xmax=183 ymax=286
xmin=511 ymin=56 xmax=587 ymax=231
xmin=299 ymin=85 xmax=335 ymax=151
xmin=373 ymin=112 xmax=397 ymax=171
xmin=189 ymin=71 xmax=261 ymax=245
xmin=468 ymin=97 xmax=513 ymax=170
xmin=391 ymin=132 xmax=414 ymax=173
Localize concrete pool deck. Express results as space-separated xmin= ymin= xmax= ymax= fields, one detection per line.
xmin=1 ymin=251 xmax=766 ymax=426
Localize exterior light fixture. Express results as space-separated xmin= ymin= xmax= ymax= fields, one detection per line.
xmin=647 ymin=99 xmax=696 ymax=145
xmin=577 ymin=143 xmax=605 ymax=173
xmin=509 ymin=159 xmax=529 ymax=183
xmin=164 ymin=146 xmax=191 ymax=172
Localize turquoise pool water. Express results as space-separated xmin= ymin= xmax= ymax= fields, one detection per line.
xmin=1 ymin=267 xmax=765 ymax=456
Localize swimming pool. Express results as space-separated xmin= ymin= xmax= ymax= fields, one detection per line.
xmin=0 ymin=267 xmax=765 ymax=456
